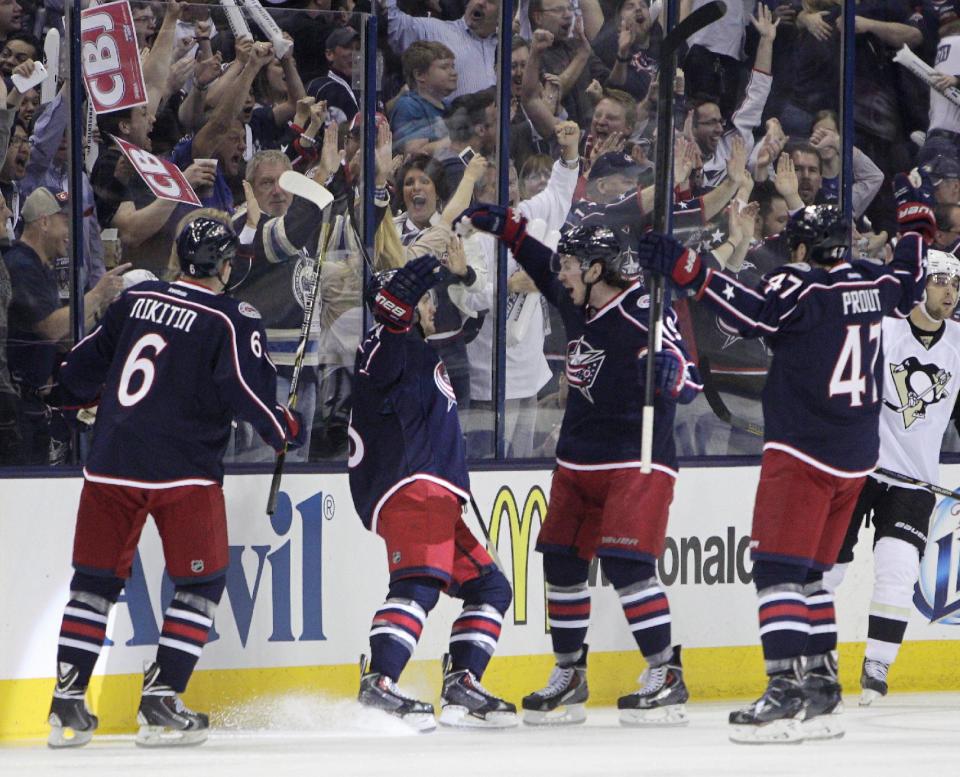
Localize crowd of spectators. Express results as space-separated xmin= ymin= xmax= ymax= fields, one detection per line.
xmin=3 ymin=0 xmax=960 ymax=468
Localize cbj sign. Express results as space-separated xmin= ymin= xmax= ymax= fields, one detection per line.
xmin=107 ymin=490 xmax=330 ymax=648
xmin=914 ymin=496 xmax=960 ymax=625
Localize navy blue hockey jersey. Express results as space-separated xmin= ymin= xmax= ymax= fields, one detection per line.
xmin=514 ymin=235 xmax=702 ymax=475
xmin=348 ymin=324 xmax=470 ymax=530
xmin=58 ymin=279 xmax=289 ymax=487
xmin=695 ymin=234 xmax=926 ymax=474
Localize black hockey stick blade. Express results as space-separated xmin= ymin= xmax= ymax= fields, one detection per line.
xmin=699 ymin=357 xmax=765 ymax=438
xmin=874 ymin=467 xmax=960 ymax=500
xmin=662 ymin=1 xmax=726 ymax=57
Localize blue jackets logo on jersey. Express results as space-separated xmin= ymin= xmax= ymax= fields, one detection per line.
xmin=886 ymin=356 xmax=952 ymax=428
xmin=914 ymin=496 xmax=960 ymax=625
xmin=434 ymin=362 xmax=456 ymax=410
xmin=566 ymin=337 xmax=605 ymax=403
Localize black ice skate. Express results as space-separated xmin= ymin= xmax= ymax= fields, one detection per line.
xmin=729 ymin=666 xmax=806 ymax=744
xmin=802 ymin=653 xmax=844 ymax=740
xmin=358 ymin=654 xmax=436 ymax=732
xmin=859 ymin=658 xmax=889 ymax=706
xmin=438 ymin=655 xmax=518 ymax=729
xmin=617 ymin=645 xmax=690 ymax=727
xmin=521 ymin=645 xmax=589 ymax=726
xmin=135 ymin=662 xmax=209 ymax=747
xmin=48 ymin=663 xmax=98 ymax=748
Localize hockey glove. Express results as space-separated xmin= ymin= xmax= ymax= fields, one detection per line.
xmin=893 ymin=169 xmax=936 ymax=243
xmin=373 ymin=254 xmax=448 ymax=332
xmin=636 ymin=233 xmax=706 ymax=290
xmin=641 ymin=349 xmax=685 ymax=401
xmin=280 ymin=405 xmax=307 ymax=451
xmin=455 ymin=204 xmax=529 ymax=254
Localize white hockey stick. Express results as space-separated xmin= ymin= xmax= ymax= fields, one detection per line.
xmin=893 ymin=46 xmax=960 ymax=109
xmin=41 ymin=28 xmax=59 ymax=104
xmin=266 ymin=172 xmax=334 ymax=515
xmin=220 ymin=0 xmax=252 ymax=40
xmin=240 ymin=0 xmax=293 ymax=60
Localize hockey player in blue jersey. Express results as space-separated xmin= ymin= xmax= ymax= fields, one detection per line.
xmin=349 ymin=254 xmax=517 ymax=732
xmin=633 ymin=180 xmax=930 ymax=742
xmin=46 ymin=213 xmax=304 ymax=749
xmin=454 ymin=208 xmax=701 ymax=727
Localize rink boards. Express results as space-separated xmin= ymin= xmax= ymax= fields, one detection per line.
xmin=2 ymin=465 xmax=959 ymax=739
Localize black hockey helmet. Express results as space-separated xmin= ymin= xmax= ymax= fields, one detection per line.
xmin=555 ymin=224 xmax=640 ymax=284
xmin=783 ymin=205 xmax=848 ymax=265
xmin=176 ymin=217 xmax=238 ymax=278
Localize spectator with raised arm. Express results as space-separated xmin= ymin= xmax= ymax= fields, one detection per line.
xmin=379 ymin=0 xmax=499 ymax=99
xmin=689 ymin=4 xmax=776 ymax=191
xmin=390 ymin=41 xmax=458 ymax=156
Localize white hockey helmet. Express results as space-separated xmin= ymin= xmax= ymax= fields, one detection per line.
xmin=927 ymin=249 xmax=960 ymax=281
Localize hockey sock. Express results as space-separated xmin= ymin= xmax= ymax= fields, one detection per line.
xmin=369 ymin=577 xmax=442 ymax=681
xmin=543 ymin=553 xmax=591 ymax=665
xmin=56 ymin=572 xmax=124 ymax=691
xmin=448 ymin=570 xmax=512 ymax=678
xmin=602 ymin=557 xmax=672 ymax=666
xmin=866 ymin=537 xmax=919 ymax=665
xmin=155 ymin=578 xmax=225 ymax=693
xmin=753 ymin=561 xmax=809 ymax=674
xmin=803 ymin=570 xmax=837 ymax=659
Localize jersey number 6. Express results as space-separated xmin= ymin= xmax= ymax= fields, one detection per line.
xmin=118 ymin=333 xmax=168 ymax=407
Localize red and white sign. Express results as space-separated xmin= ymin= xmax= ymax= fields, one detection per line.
xmin=112 ymin=136 xmax=202 ymax=207
xmin=81 ymin=0 xmax=148 ymax=114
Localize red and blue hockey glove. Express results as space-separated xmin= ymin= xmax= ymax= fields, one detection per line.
xmin=373 ymin=254 xmax=448 ymax=332
xmin=641 ymin=349 xmax=685 ymax=401
xmin=893 ymin=169 xmax=936 ymax=243
xmin=455 ymin=203 xmax=529 ymax=254
xmin=280 ymin=405 xmax=307 ymax=451
xmin=636 ymin=232 xmax=706 ymax=290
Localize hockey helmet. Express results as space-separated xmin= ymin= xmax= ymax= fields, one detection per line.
xmin=783 ymin=205 xmax=848 ymax=264
xmin=176 ymin=217 xmax=238 ymax=278
xmin=554 ymin=224 xmax=640 ymax=283
xmin=927 ymin=249 xmax=960 ymax=283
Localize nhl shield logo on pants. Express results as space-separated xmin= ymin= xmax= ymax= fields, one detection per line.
xmin=191 ymin=559 xmax=205 ymax=573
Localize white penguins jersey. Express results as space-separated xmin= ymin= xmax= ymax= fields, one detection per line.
xmin=876 ymin=316 xmax=960 ymax=489
xmin=931 ymin=34 xmax=960 ymax=133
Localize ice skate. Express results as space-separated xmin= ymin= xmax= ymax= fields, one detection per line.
xmin=618 ymin=646 xmax=690 ymax=727
xmin=135 ymin=662 xmax=209 ymax=747
xmin=801 ymin=653 xmax=844 ymax=740
xmin=358 ymin=655 xmax=436 ymax=733
xmin=438 ymin=655 xmax=518 ymax=729
xmin=522 ymin=645 xmax=588 ymax=726
xmin=729 ymin=668 xmax=806 ymax=744
xmin=859 ymin=658 xmax=889 ymax=706
xmin=47 ymin=663 xmax=97 ymax=748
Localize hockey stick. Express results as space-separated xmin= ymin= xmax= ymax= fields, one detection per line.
xmin=700 ymin=361 xmax=960 ymax=503
xmin=874 ymin=468 xmax=960 ymax=501
xmin=699 ymin=356 xmax=765 ymax=438
xmin=266 ymin=173 xmax=335 ymax=515
xmin=469 ymin=494 xmax=506 ymax=575
xmin=641 ymin=0 xmax=727 ymax=473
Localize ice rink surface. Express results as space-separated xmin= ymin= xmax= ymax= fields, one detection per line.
xmin=2 ymin=693 xmax=957 ymax=777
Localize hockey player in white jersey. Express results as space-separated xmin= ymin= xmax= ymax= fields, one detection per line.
xmin=824 ymin=249 xmax=960 ymax=704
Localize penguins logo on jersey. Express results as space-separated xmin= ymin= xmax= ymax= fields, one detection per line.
xmin=885 ymin=356 xmax=952 ymax=428
xmin=566 ymin=337 xmax=605 ymax=403
xmin=434 ymin=362 xmax=457 ymax=411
